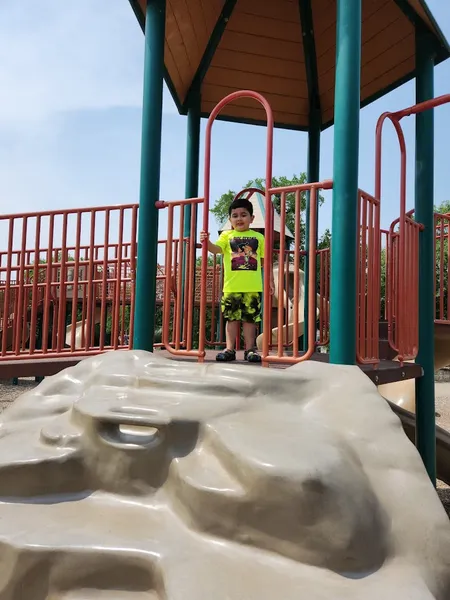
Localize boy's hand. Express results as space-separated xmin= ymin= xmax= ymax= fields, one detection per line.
xmin=200 ymin=231 xmax=209 ymax=243
xmin=269 ymin=279 xmax=275 ymax=295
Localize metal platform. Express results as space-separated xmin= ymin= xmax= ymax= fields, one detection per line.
xmin=158 ymin=350 xmax=423 ymax=387
xmin=0 ymin=350 xmax=422 ymax=386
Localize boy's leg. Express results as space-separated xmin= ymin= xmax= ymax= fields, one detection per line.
xmin=225 ymin=320 xmax=240 ymax=351
xmin=241 ymin=293 xmax=262 ymax=362
xmin=242 ymin=322 xmax=257 ymax=350
xmin=216 ymin=293 xmax=241 ymax=362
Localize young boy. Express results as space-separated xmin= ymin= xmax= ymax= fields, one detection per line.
xmin=200 ymin=197 xmax=274 ymax=363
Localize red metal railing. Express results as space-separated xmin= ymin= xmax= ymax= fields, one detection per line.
xmin=0 ymin=204 xmax=137 ymax=359
xmin=375 ymin=111 xmax=421 ymax=362
xmin=201 ymin=90 xmax=274 ymax=363
xmin=380 ymin=229 xmax=390 ymax=321
xmin=317 ymin=248 xmax=330 ymax=346
xmin=356 ymin=190 xmax=381 ymax=365
xmin=435 ymin=212 xmax=450 ymax=324
xmin=262 ymin=179 xmax=333 ymax=365
xmin=156 ymin=197 xmax=204 ymax=357
xmin=5 ymin=94 xmax=450 ymax=368
xmin=386 ymin=210 xmax=422 ymax=362
xmin=375 ymin=94 xmax=450 ymax=360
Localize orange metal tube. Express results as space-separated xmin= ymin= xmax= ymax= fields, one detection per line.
xmin=70 ymin=213 xmax=82 ymax=352
xmin=277 ymin=193 xmax=286 ymax=356
xmin=1 ymin=220 xmax=14 ymax=356
xmin=292 ymin=191 xmax=301 ymax=357
xmin=129 ymin=206 xmax=138 ymax=348
xmin=113 ymin=209 xmax=124 ymax=350
xmin=186 ymin=208 xmax=196 ymax=352
xmin=99 ymin=210 xmax=110 ymax=350
xmin=42 ymin=215 xmax=55 ymax=354
xmin=358 ymin=192 xmax=367 ymax=360
xmin=14 ymin=218 xmax=27 ymax=355
xmin=85 ymin=211 xmax=96 ymax=352
xmin=203 ymin=91 xmax=274 ymax=364
xmin=264 ymin=187 xmax=318 ymax=364
xmin=175 ymin=206 xmax=185 ymax=349
xmin=56 ymin=213 xmax=68 ymax=353
xmin=161 ymin=206 xmax=199 ymax=358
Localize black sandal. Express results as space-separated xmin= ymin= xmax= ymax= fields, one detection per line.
xmin=216 ymin=349 xmax=236 ymax=362
xmin=244 ymin=348 xmax=261 ymax=363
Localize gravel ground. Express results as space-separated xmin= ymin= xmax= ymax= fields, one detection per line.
xmin=1 ymin=376 xmax=450 ymax=517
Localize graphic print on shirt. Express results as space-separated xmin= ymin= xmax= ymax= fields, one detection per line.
xmin=230 ymin=237 xmax=259 ymax=271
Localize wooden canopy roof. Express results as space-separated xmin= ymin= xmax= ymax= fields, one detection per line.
xmin=129 ymin=0 xmax=449 ymax=131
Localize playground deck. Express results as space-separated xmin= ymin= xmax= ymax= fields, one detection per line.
xmin=0 ymin=351 xmax=422 ymax=387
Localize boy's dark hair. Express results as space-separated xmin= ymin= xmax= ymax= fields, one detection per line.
xmin=228 ymin=197 xmax=254 ymax=217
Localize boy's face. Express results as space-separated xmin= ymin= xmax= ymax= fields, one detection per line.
xmin=229 ymin=207 xmax=254 ymax=232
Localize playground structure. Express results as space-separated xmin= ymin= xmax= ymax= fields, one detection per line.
xmin=3 ymin=0 xmax=450 ymax=597
xmin=2 ymin=92 xmax=450 ymax=369
xmin=0 ymin=0 xmax=445 ymax=481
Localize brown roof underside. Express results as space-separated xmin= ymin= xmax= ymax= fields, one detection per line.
xmin=136 ymin=0 xmax=448 ymax=130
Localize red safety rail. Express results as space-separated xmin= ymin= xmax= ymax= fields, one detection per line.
xmin=375 ymin=115 xmax=420 ymax=362
xmin=356 ymin=190 xmax=381 ymax=365
xmin=386 ymin=210 xmax=422 ymax=362
xmin=157 ymin=197 xmax=204 ymax=357
xmin=262 ymin=179 xmax=333 ymax=365
xmin=380 ymin=229 xmax=390 ymax=321
xmin=376 ymin=94 xmax=450 ymax=361
xmin=0 ymin=204 xmax=137 ymax=359
xmin=200 ymin=90 xmax=274 ymax=362
xmin=317 ymin=248 xmax=330 ymax=346
xmin=435 ymin=212 xmax=450 ymax=324
xmin=272 ymin=247 xmax=304 ymax=349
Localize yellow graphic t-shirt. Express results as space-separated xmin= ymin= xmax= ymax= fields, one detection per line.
xmin=215 ymin=229 xmax=265 ymax=293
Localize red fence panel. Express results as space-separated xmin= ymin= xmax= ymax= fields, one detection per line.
xmin=157 ymin=197 xmax=205 ymax=358
xmin=261 ymin=179 xmax=333 ymax=365
xmin=0 ymin=204 xmax=138 ymax=360
xmin=386 ymin=210 xmax=422 ymax=362
xmin=435 ymin=213 xmax=450 ymax=324
xmin=356 ymin=190 xmax=381 ymax=365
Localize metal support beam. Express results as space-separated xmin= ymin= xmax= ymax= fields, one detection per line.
xmin=184 ymin=87 xmax=201 ymax=207
xmin=303 ymin=118 xmax=321 ymax=350
xmin=299 ymin=0 xmax=322 ymax=351
xmin=329 ymin=0 xmax=361 ymax=365
xmin=182 ymin=86 xmax=201 ymax=346
xmin=133 ymin=0 xmax=166 ymax=351
xmin=183 ymin=0 xmax=238 ymax=109
xmin=298 ymin=0 xmax=321 ymax=122
xmin=415 ymin=27 xmax=436 ymax=485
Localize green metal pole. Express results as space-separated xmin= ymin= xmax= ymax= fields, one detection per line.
xmin=303 ymin=119 xmax=321 ymax=351
xmin=329 ymin=0 xmax=361 ymax=365
xmin=415 ymin=28 xmax=436 ymax=485
xmin=133 ymin=0 xmax=166 ymax=351
xmin=184 ymin=86 xmax=201 ymax=223
xmin=182 ymin=87 xmax=201 ymax=346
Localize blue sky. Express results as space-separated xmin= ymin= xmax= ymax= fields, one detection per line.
xmin=0 ymin=0 xmax=449 ymax=245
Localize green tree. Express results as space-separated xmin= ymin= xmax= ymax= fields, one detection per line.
xmin=211 ymin=174 xmax=330 ymax=250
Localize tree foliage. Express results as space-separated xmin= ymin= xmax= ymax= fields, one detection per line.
xmin=211 ymin=174 xmax=331 ymax=250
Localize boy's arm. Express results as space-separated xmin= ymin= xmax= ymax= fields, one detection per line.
xmin=208 ymin=240 xmax=222 ymax=254
xmin=200 ymin=231 xmax=223 ymax=254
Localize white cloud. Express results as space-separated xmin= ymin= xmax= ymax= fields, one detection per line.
xmin=0 ymin=0 xmax=177 ymax=129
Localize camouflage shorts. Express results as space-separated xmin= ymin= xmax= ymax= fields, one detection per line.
xmin=221 ymin=292 xmax=261 ymax=323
